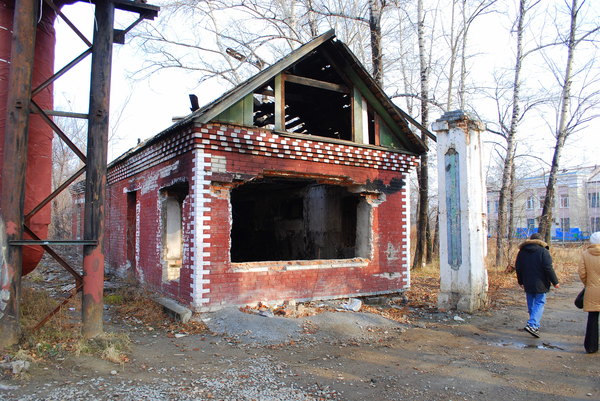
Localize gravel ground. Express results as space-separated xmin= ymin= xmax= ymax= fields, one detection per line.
xmin=1 ymin=279 xmax=598 ymax=401
xmin=3 ymin=355 xmax=341 ymax=401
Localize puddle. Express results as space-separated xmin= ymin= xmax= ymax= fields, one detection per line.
xmin=489 ymin=341 xmax=565 ymax=350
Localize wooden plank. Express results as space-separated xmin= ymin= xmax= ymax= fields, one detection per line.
xmin=242 ymin=93 xmax=254 ymax=126
xmin=344 ymin=65 xmax=407 ymax=150
xmin=361 ymin=97 xmax=369 ymax=144
xmin=379 ymin=118 xmax=398 ymax=148
xmin=374 ymin=115 xmax=381 ymax=146
xmin=352 ymin=86 xmax=363 ymax=143
xmin=283 ymin=73 xmax=349 ymax=93
xmin=274 ymin=74 xmax=285 ymax=131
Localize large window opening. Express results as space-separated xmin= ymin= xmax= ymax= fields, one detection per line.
xmin=160 ymin=182 xmax=189 ymax=282
xmin=230 ymin=178 xmax=370 ymax=263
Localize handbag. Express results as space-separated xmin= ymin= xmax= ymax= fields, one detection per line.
xmin=574 ymin=288 xmax=585 ymax=309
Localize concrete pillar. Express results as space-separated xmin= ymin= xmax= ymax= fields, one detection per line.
xmin=432 ymin=110 xmax=488 ymax=312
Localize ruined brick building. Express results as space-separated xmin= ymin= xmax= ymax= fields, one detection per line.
xmin=74 ymin=31 xmax=430 ymax=311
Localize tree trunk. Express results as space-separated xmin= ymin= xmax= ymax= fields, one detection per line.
xmin=368 ymin=0 xmax=384 ymax=86
xmin=506 ymin=160 xmax=516 ymax=260
xmin=426 ymin=212 xmax=433 ymax=263
xmin=306 ymin=0 xmax=319 ymax=38
xmin=432 ymin=214 xmax=440 ymax=255
xmin=495 ymin=0 xmax=525 ymax=268
xmin=458 ymin=0 xmax=467 ymax=110
xmin=538 ymin=0 xmax=577 ymax=243
xmin=446 ymin=0 xmax=457 ymax=110
xmin=413 ymin=0 xmax=429 ymax=270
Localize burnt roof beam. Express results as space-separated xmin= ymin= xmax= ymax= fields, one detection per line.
xmin=283 ymin=73 xmax=350 ymax=94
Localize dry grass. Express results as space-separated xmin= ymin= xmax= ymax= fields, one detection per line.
xmin=107 ymin=286 xmax=168 ymax=326
xmin=107 ymin=285 xmax=209 ymax=335
xmin=76 ymin=332 xmax=131 ymax=364
xmin=19 ymin=286 xmax=135 ymax=364
xmin=406 ymin=239 xmax=584 ymax=311
xmin=19 ymin=287 xmax=81 ymax=359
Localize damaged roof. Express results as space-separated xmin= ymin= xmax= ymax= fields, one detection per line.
xmin=112 ymin=30 xmax=432 ymax=166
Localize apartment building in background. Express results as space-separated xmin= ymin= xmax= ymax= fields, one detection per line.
xmin=487 ymin=165 xmax=600 ymax=241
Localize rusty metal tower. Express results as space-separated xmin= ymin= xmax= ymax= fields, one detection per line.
xmin=0 ymin=0 xmax=158 ymax=347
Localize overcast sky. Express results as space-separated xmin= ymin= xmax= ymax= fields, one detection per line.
xmin=53 ymin=1 xmax=600 ymax=170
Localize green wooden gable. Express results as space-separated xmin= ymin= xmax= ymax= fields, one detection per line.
xmin=198 ymin=31 xmax=429 ymax=155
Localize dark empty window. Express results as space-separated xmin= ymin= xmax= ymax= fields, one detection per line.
xmin=160 ymin=182 xmax=189 ymax=281
xmin=230 ymin=178 xmax=369 ymax=262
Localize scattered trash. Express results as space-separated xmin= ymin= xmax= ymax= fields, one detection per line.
xmin=0 ymin=383 xmax=19 ymax=391
xmin=10 ymin=360 xmax=31 ymax=375
xmin=342 ymin=298 xmax=362 ymax=312
xmin=174 ymin=333 xmax=187 ymax=338
xmin=453 ymin=315 xmax=465 ymax=322
xmin=258 ymin=310 xmax=274 ymax=318
xmin=110 ymin=370 xmax=117 ymax=375
xmin=61 ymin=284 xmax=76 ymax=292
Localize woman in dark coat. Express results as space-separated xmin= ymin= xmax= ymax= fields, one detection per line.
xmin=579 ymin=231 xmax=600 ymax=353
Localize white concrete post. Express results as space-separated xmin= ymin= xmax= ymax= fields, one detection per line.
xmin=432 ymin=110 xmax=488 ymax=312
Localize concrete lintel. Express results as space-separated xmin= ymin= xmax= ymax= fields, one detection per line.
xmin=433 ymin=110 xmax=486 ymax=132
xmin=155 ymin=297 xmax=192 ymax=323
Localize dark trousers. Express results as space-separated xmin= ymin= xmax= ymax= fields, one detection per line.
xmin=585 ymin=311 xmax=599 ymax=353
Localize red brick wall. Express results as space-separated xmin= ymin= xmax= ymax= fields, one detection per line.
xmin=105 ymin=123 xmax=418 ymax=310
xmin=190 ymin=124 xmax=418 ymax=310
xmin=106 ymin=134 xmax=197 ymax=305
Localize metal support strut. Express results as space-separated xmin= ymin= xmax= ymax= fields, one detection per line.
xmin=82 ymin=0 xmax=115 ymax=339
xmin=0 ymin=0 xmax=158 ymax=347
xmin=0 ymin=0 xmax=38 ymax=348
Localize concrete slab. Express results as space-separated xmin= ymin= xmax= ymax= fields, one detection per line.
xmin=155 ymin=297 xmax=192 ymax=323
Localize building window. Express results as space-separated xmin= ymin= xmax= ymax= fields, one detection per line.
xmin=487 ymin=199 xmax=499 ymax=214
xmin=592 ymin=217 xmax=600 ymax=232
xmin=559 ymin=194 xmax=569 ymax=208
xmin=230 ymin=178 xmax=370 ymax=262
xmin=161 ymin=182 xmax=189 ymax=282
xmin=560 ymin=217 xmax=570 ymax=232
xmin=526 ymin=196 xmax=535 ymax=210
xmin=527 ymin=218 xmax=536 ymax=232
xmin=589 ymin=192 xmax=600 ymax=208
xmin=538 ymin=195 xmax=555 ymax=208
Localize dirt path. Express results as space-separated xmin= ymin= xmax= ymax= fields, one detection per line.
xmin=1 ymin=279 xmax=598 ymax=400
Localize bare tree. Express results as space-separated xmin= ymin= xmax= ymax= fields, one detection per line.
xmin=493 ymin=0 xmax=539 ymax=268
xmin=134 ymin=0 xmax=396 ymax=90
xmin=412 ymin=0 xmax=429 ymax=270
xmin=538 ymin=0 xmax=600 ymax=241
xmin=368 ymin=0 xmax=385 ymax=86
xmin=444 ymin=0 xmax=497 ymax=111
